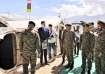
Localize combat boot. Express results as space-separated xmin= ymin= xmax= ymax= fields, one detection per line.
xmin=87 ymin=70 xmax=91 ymax=74
xmin=81 ymin=69 xmax=85 ymax=74
xmin=64 ymin=64 xmax=69 ymax=68
xmin=68 ymin=63 xmax=74 ymax=71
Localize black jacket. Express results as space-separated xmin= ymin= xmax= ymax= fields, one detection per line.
xmin=38 ymin=27 xmax=49 ymax=42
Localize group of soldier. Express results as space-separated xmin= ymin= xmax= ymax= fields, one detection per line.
xmin=19 ymin=20 xmax=105 ymax=74
xmin=59 ymin=20 xmax=105 ymax=74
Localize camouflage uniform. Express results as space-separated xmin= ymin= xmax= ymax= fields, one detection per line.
xmin=19 ymin=30 xmax=40 ymax=74
xmin=80 ymin=32 xmax=95 ymax=74
xmin=62 ymin=30 xmax=75 ymax=69
xmin=94 ymin=29 xmax=105 ymax=74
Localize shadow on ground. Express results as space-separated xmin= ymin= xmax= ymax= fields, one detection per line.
xmin=51 ymin=64 xmax=64 ymax=74
xmin=59 ymin=66 xmax=82 ymax=74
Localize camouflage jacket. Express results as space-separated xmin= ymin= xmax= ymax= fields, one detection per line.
xmin=19 ymin=30 xmax=40 ymax=56
xmin=62 ymin=30 xmax=75 ymax=50
xmin=94 ymin=29 xmax=105 ymax=56
xmin=80 ymin=32 xmax=95 ymax=53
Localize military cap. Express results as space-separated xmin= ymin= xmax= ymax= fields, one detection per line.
xmin=97 ymin=20 xmax=105 ymax=26
xmin=88 ymin=22 xmax=94 ymax=25
xmin=80 ymin=21 xmax=86 ymax=25
xmin=82 ymin=22 xmax=94 ymax=27
xmin=65 ymin=24 xmax=72 ymax=26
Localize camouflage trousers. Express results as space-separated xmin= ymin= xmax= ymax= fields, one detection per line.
xmin=62 ymin=49 xmax=74 ymax=67
xmin=95 ymin=55 xmax=105 ymax=74
xmin=101 ymin=56 xmax=105 ymax=74
xmin=95 ymin=56 xmax=102 ymax=74
xmin=22 ymin=54 xmax=36 ymax=74
xmin=81 ymin=51 xmax=92 ymax=73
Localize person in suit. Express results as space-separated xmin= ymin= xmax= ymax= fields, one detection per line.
xmin=38 ymin=21 xmax=49 ymax=66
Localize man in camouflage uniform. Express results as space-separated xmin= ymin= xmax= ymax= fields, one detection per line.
xmin=80 ymin=23 xmax=95 ymax=74
xmin=61 ymin=24 xmax=75 ymax=70
xmin=19 ymin=21 xmax=40 ymax=74
xmin=94 ymin=21 xmax=105 ymax=74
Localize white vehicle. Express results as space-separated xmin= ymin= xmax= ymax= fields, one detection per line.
xmin=0 ymin=18 xmax=15 ymax=40
xmin=0 ymin=18 xmax=17 ymax=74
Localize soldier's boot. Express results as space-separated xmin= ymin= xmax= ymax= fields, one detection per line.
xmin=65 ymin=62 xmax=73 ymax=69
xmin=23 ymin=64 xmax=29 ymax=74
xmin=68 ymin=63 xmax=74 ymax=71
xmin=70 ymin=63 xmax=74 ymax=70
xmin=65 ymin=64 xmax=69 ymax=68
xmin=31 ymin=64 xmax=36 ymax=74
xmin=81 ymin=69 xmax=85 ymax=74
xmin=81 ymin=71 xmax=85 ymax=74
xmin=87 ymin=70 xmax=91 ymax=74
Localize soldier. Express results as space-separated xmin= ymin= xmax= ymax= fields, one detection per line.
xmin=80 ymin=23 xmax=95 ymax=74
xmin=61 ymin=24 xmax=75 ymax=71
xmin=94 ymin=21 xmax=105 ymax=74
xmin=19 ymin=21 xmax=40 ymax=74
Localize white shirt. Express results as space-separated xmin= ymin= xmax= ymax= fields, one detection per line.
xmin=48 ymin=30 xmax=57 ymax=43
xmin=75 ymin=31 xmax=80 ymax=42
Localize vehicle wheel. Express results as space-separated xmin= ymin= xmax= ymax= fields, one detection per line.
xmin=0 ymin=33 xmax=16 ymax=70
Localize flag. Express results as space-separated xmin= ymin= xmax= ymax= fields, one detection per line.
xmin=27 ymin=0 xmax=32 ymax=12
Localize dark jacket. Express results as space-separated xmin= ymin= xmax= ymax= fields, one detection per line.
xmin=38 ymin=27 xmax=49 ymax=42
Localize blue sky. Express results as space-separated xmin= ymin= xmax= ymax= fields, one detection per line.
xmin=0 ymin=0 xmax=61 ymax=16
xmin=0 ymin=0 xmax=105 ymax=21
xmin=0 ymin=0 xmax=80 ymax=17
